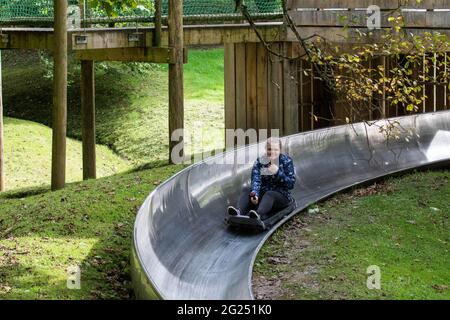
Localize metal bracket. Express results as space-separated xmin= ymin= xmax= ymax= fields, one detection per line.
xmin=1 ymin=33 xmax=9 ymax=44
xmin=128 ymin=33 xmax=143 ymax=43
xmin=75 ymin=35 xmax=88 ymax=45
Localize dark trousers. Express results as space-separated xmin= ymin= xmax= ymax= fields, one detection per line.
xmin=237 ymin=190 xmax=291 ymax=220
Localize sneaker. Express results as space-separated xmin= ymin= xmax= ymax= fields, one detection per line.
xmin=248 ymin=210 xmax=260 ymax=220
xmin=227 ymin=206 xmax=240 ymax=216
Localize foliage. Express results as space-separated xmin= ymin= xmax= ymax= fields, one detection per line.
xmin=2 ymin=49 xmax=225 ymax=167
xmin=37 ymin=51 xmax=81 ymax=87
xmin=88 ymin=0 xmax=154 ymax=17
xmin=326 ymin=16 xmax=450 ymax=121
xmin=267 ymin=1 xmax=450 ymax=134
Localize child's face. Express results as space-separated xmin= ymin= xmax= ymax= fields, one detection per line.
xmin=266 ymin=142 xmax=280 ymax=161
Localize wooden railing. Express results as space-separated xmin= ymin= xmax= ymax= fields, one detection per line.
xmin=287 ymin=0 xmax=450 ymax=29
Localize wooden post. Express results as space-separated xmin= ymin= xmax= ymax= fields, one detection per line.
xmin=78 ymin=0 xmax=96 ymax=180
xmin=51 ymin=0 xmax=68 ymax=190
xmin=168 ymin=0 xmax=184 ymax=163
xmin=445 ymin=53 xmax=448 ymax=110
xmin=256 ymin=43 xmax=269 ymax=132
xmin=268 ymin=44 xmax=284 ymax=135
xmin=283 ymin=43 xmax=299 ymax=135
xmin=382 ymin=56 xmax=386 ymax=118
xmin=0 ymin=50 xmax=4 ymax=192
xmin=79 ymin=0 xmax=85 ymax=26
xmin=235 ymin=43 xmax=247 ymax=131
xmin=310 ymin=65 xmax=314 ymax=130
xmin=81 ymin=60 xmax=96 ymax=180
xmin=154 ymin=0 xmax=162 ymax=47
xmin=224 ymin=43 xmax=236 ymax=147
xmin=246 ymin=43 xmax=257 ymax=130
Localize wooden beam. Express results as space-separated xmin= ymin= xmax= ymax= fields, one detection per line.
xmin=0 ymin=29 xmax=55 ymax=50
xmin=288 ymin=0 xmax=449 ymax=9
xmin=246 ymin=43 xmax=258 ymax=130
xmin=51 ymin=0 xmax=68 ymax=191
xmin=154 ymin=0 xmax=162 ymax=47
xmin=81 ymin=60 xmax=96 ymax=180
xmin=0 ymin=50 xmax=4 ymax=192
xmin=257 ymin=43 xmax=269 ymax=131
xmin=310 ymin=64 xmax=315 ymax=130
xmin=168 ymin=0 xmax=184 ymax=163
xmin=224 ymin=43 xmax=236 ymax=141
xmin=283 ymin=43 xmax=299 ymax=135
xmin=290 ymin=10 xmax=450 ymax=29
xmin=235 ymin=43 xmax=247 ymax=131
xmin=74 ymin=47 xmax=188 ymax=63
xmin=286 ymin=27 xmax=450 ymax=49
xmin=2 ymin=19 xmax=450 ymax=52
xmin=70 ymin=23 xmax=286 ymax=50
xmin=76 ymin=11 xmax=96 ymax=182
xmin=268 ymin=43 xmax=284 ymax=135
xmin=176 ymin=23 xmax=286 ymax=46
xmin=71 ymin=30 xmax=145 ymax=50
xmin=0 ymin=23 xmax=284 ymax=51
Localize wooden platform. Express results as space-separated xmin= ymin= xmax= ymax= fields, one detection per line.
xmin=0 ymin=22 xmax=286 ymax=51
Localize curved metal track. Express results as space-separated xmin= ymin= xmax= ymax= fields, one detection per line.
xmin=131 ymin=111 xmax=450 ymax=300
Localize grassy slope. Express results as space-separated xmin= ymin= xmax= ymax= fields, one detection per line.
xmin=3 ymin=117 xmax=130 ymax=191
xmin=183 ymin=48 xmax=226 ymax=155
xmin=0 ymin=164 xmax=183 ymax=299
xmin=2 ymin=48 xmax=225 ymax=166
xmin=253 ymin=170 xmax=450 ymax=300
xmin=0 ymin=167 xmax=448 ymax=299
xmin=0 ymin=49 xmax=223 ymax=298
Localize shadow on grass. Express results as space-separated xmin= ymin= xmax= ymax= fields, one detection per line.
xmin=0 ymin=163 xmax=184 ymax=300
xmin=0 ymin=186 xmax=51 ymax=200
xmin=2 ymin=54 xmax=161 ymax=160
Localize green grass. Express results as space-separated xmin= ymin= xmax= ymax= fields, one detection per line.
xmin=183 ymin=48 xmax=225 ymax=103
xmin=0 ymin=164 xmax=183 ymax=299
xmin=1 ymin=49 xmax=226 ymax=298
xmin=253 ymin=170 xmax=450 ymax=300
xmin=1 ymin=167 xmax=448 ymax=299
xmin=2 ymin=48 xmax=225 ymax=166
xmin=2 ymin=117 xmax=131 ymax=191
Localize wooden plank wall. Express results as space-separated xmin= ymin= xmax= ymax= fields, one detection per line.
xmin=286 ymin=0 xmax=450 ymax=44
xmin=224 ymin=42 xmax=299 ymax=145
xmin=225 ymin=42 xmax=449 ymax=141
xmin=326 ymin=54 xmax=449 ymax=126
xmin=268 ymin=43 xmax=284 ymax=134
xmin=288 ymin=0 xmax=450 ymax=29
xmin=288 ymin=0 xmax=448 ymax=9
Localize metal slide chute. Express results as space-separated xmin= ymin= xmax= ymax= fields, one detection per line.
xmin=132 ymin=111 xmax=450 ymax=300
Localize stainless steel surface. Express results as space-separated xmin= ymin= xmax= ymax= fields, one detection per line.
xmin=132 ymin=111 xmax=450 ymax=300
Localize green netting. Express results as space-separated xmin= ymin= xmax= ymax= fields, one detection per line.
xmin=161 ymin=0 xmax=282 ymax=16
xmin=0 ymin=0 xmax=78 ymax=23
xmin=0 ymin=0 xmax=282 ymax=26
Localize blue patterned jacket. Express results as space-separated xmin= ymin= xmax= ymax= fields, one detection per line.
xmin=251 ymin=154 xmax=296 ymax=201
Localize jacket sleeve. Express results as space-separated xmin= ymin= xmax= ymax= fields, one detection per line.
xmin=275 ymin=157 xmax=296 ymax=190
xmin=251 ymin=159 xmax=262 ymax=197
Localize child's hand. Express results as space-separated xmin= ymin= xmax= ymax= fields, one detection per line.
xmin=268 ymin=164 xmax=279 ymax=175
xmin=250 ymin=196 xmax=259 ymax=205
